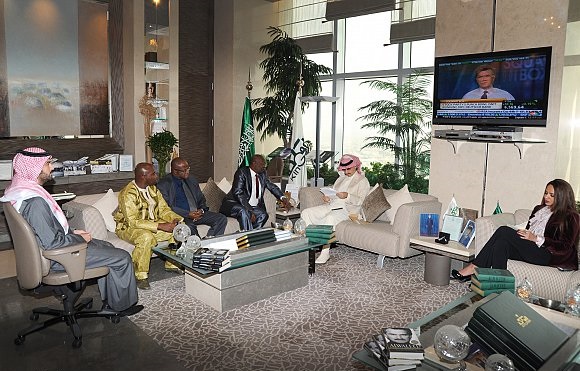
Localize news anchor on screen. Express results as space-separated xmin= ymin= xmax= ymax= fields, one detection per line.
xmin=462 ymin=64 xmax=515 ymax=100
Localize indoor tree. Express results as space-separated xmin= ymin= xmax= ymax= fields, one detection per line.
xmin=253 ymin=27 xmax=331 ymax=147
xmin=357 ymin=70 xmax=432 ymax=193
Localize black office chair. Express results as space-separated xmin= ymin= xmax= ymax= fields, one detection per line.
xmin=3 ymin=202 xmax=121 ymax=348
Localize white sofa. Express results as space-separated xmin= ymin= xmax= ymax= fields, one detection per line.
xmin=299 ymin=186 xmax=441 ymax=266
xmin=62 ymin=183 xmax=278 ymax=255
xmin=475 ymin=209 xmax=580 ymax=301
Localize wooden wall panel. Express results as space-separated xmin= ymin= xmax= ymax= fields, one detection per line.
xmin=179 ymin=0 xmax=214 ymax=182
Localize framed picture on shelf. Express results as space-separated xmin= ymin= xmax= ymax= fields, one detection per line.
xmin=459 ymin=220 xmax=476 ymax=248
xmin=146 ymin=82 xmax=156 ymax=99
xmin=441 ymin=214 xmax=464 ymax=241
xmin=420 ymin=213 xmax=440 ymax=237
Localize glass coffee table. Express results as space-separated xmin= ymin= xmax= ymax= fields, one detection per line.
xmin=153 ymin=235 xmax=324 ymax=312
xmin=353 ymin=292 xmax=580 ymax=370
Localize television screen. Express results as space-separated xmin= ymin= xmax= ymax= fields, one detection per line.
xmin=432 ymin=47 xmax=552 ymax=128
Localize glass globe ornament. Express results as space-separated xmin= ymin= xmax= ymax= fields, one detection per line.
xmin=176 ymin=234 xmax=201 ymax=262
xmin=294 ymin=218 xmax=307 ymax=236
xmin=516 ymin=277 xmax=533 ymax=303
xmin=173 ymin=223 xmax=191 ymax=243
xmin=485 ymin=354 xmax=514 ymax=371
xmin=283 ymin=217 xmax=293 ymax=231
xmin=433 ymin=325 xmax=471 ymax=369
xmin=565 ymin=282 xmax=580 ymax=317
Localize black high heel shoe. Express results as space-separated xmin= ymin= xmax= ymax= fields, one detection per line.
xmin=451 ymin=269 xmax=472 ymax=282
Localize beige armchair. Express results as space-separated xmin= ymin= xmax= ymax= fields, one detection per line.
xmin=475 ymin=209 xmax=580 ymax=301
xmin=3 ymin=202 xmax=120 ymax=348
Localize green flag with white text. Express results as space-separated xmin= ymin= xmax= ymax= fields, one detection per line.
xmin=237 ymin=97 xmax=255 ymax=168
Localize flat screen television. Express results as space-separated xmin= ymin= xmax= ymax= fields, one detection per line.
xmin=432 ymin=46 xmax=552 ymax=129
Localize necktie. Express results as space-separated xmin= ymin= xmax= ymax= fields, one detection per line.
xmin=481 ymin=91 xmax=488 ymax=99
xmin=255 ymin=174 xmax=260 ymax=199
xmin=175 ymin=180 xmax=190 ymax=211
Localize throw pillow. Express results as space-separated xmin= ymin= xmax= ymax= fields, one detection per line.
xmin=92 ymin=188 xmax=118 ymax=232
xmin=217 ymin=177 xmax=232 ymax=194
xmin=361 ymin=184 xmax=391 ymax=222
xmin=203 ymin=177 xmax=226 ymax=212
xmin=384 ymin=184 xmax=414 ymax=225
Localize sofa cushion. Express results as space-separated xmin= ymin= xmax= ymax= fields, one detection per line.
xmin=91 ymin=189 xmax=118 ymax=232
xmin=361 ymin=184 xmax=391 ymax=222
xmin=384 ymin=184 xmax=414 ymax=225
xmin=202 ymin=177 xmax=226 ymax=212
xmin=217 ymin=177 xmax=232 ymax=194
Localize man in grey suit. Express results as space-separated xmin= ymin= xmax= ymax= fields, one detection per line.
xmin=220 ymin=154 xmax=291 ymax=231
xmin=158 ymin=158 xmax=227 ymax=238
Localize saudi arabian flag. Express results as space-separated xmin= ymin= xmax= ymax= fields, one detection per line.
xmin=237 ymin=97 xmax=255 ymax=167
xmin=288 ymin=91 xmax=309 ymax=187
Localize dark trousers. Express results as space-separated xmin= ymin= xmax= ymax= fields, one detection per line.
xmin=183 ymin=210 xmax=228 ymax=237
xmin=228 ymin=204 xmax=268 ymax=231
xmin=473 ymin=226 xmax=551 ymax=269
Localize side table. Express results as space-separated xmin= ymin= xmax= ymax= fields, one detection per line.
xmin=410 ymin=236 xmax=476 ymax=286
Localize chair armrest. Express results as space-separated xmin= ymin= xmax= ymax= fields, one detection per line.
xmin=298 ymin=187 xmax=324 ymax=210
xmin=474 ymin=213 xmax=517 ymax=254
xmin=63 ymin=201 xmax=108 ymax=240
xmin=392 ymin=200 xmax=442 ymax=258
xmin=42 ymin=242 xmax=88 ymax=282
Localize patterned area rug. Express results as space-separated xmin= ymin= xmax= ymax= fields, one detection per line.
xmin=130 ymin=245 xmax=470 ymax=371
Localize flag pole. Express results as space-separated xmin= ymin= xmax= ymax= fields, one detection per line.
xmin=246 ymin=67 xmax=253 ymax=98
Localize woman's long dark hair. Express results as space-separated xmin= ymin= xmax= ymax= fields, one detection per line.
xmin=541 ymin=179 xmax=578 ymax=236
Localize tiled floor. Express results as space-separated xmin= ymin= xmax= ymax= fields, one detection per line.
xmin=0 ymin=258 xmax=188 ymax=371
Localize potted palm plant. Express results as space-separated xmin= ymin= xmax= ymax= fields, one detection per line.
xmin=253 ymin=27 xmax=331 ymax=147
xmin=357 ymin=70 xmax=433 ymax=193
xmin=146 ymin=129 xmax=178 ymax=177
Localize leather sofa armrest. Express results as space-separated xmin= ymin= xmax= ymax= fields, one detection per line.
xmin=42 ymin=242 xmax=87 ymax=282
xmin=63 ymin=201 xmax=108 ymax=240
xmin=392 ymin=199 xmax=442 ymax=258
xmin=474 ymin=213 xmax=517 ymax=254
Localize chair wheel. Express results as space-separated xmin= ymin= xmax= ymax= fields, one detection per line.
xmin=14 ymin=336 xmax=25 ymax=345
xmin=111 ymin=316 xmax=120 ymax=324
xmin=29 ymin=313 xmax=39 ymax=321
xmin=72 ymin=339 xmax=82 ymax=348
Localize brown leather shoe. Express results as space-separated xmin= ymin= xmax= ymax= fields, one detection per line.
xmin=136 ymin=278 xmax=151 ymax=290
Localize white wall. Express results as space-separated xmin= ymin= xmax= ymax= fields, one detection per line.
xmin=214 ymin=0 xmax=284 ymax=180
xmin=430 ymin=0 xmax=569 ymax=216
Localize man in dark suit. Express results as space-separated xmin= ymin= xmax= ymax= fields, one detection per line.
xmin=158 ymin=158 xmax=227 ymax=238
xmin=220 ymin=154 xmax=291 ymax=231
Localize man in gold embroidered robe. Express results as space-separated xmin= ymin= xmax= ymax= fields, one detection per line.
xmin=115 ymin=162 xmax=183 ymax=289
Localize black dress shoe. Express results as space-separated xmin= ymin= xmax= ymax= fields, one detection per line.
xmin=451 ymin=269 xmax=472 ymax=282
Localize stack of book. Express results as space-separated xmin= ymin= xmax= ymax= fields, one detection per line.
xmin=235 ymin=229 xmax=276 ymax=249
xmin=466 ymin=291 xmax=570 ymax=370
xmin=305 ymin=225 xmax=336 ymax=244
xmin=191 ymin=248 xmax=231 ymax=272
xmin=363 ymin=327 xmax=424 ymax=370
xmin=469 ymin=268 xmax=515 ymax=297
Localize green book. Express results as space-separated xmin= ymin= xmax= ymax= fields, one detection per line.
xmin=471 ymin=291 xmax=569 ymax=368
xmin=470 ymin=284 xmax=514 ymax=297
xmin=308 ymin=236 xmax=337 ymax=244
xmin=305 ymin=231 xmax=335 ymax=239
xmin=471 ymin=276 xmax=515 ymax=290
xmin=474 ymin=267 xmax=516 ymax=283
xmin=305 ymin=224 xmax=333 ymax=232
